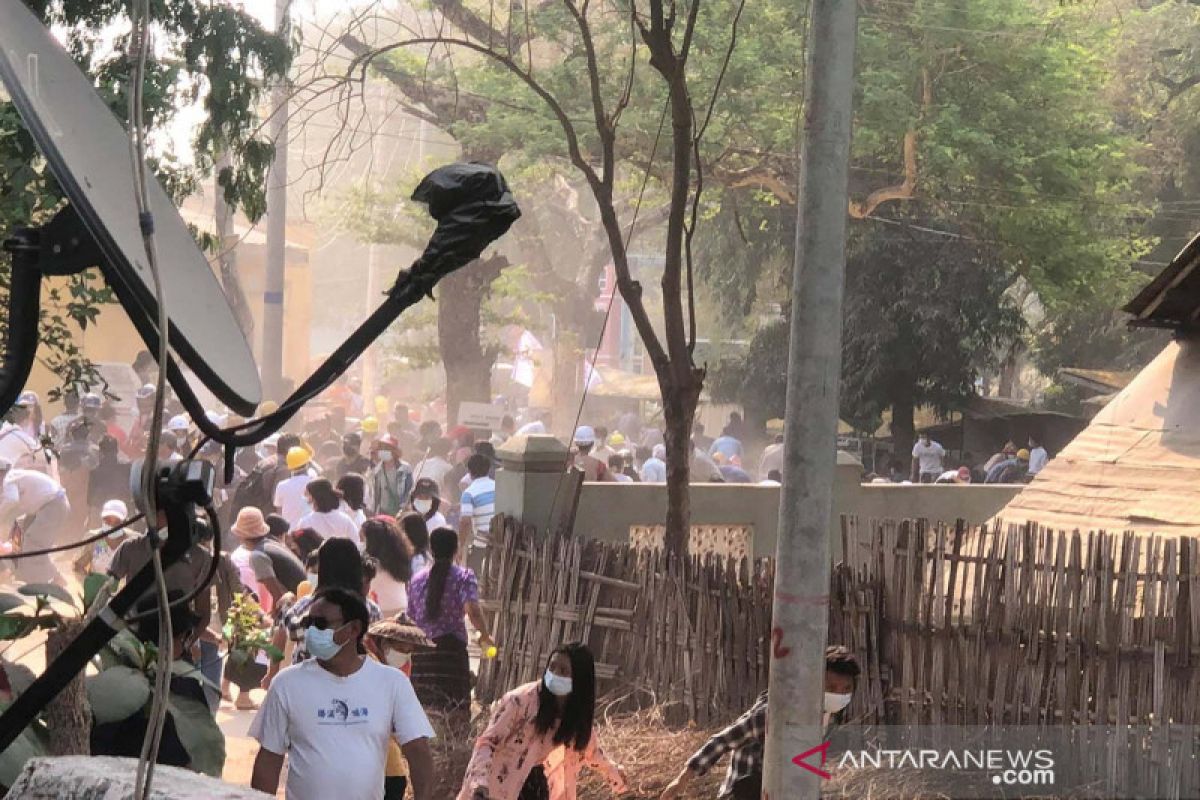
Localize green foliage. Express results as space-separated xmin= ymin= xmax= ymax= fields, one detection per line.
xmin=222 ymin=592 xmax=282 ymax=663
xmin=0 ymin=698 xmax=48 ymax=788
xmin=838 ymin=220 xmax=1024 ymax=432
xmin=0 ymin=1 xmax=291 ymax=395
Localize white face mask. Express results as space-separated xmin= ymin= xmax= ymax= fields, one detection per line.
xmin=413 ymin=498 xmax=433 ymax=514
xmin=385 ymin=650 xmax=411 ymax=669
xmin=824 ymin=692 xmax=852 ymax=714
xmin=379 ymin=451 xmax=394 ymax=463
xmin=543 ymin=669 xmax=573 ymax=697
xmin=306 ymin=572 xmax=318 ymax=586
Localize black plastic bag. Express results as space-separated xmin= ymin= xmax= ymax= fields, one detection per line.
xmin=393 ymin=162 xmax=521 ymax=293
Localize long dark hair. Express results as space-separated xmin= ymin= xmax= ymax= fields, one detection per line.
xmin=424 ymin=527 xmax=458 ymax=619
xmin=316 ymin=538 xmax=364 ymax=592
xmin=398 ymin=512 xmax=430 ymax=559
xmin=306 ymin=479 xmax=342 ymax=513
xmin=337 ymin=473 xmax=367 ymax=512
xmin=362 ymin=517 xmax=413 ymax=583
xmin=533 ymin=643 xmax=596 ymax=751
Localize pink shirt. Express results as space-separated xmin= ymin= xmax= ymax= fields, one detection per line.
xmin=458 ymin=682 xmax=626 ymax=800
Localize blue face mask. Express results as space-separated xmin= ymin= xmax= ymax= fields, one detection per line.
xmin=543 ymin=669 xmax=573 ymax=697
xmin=305 ymin=623 xmax=348 ymax=661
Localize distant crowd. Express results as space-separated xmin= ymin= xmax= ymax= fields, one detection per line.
xmin=863 ymin=433 xmax=1052 ymax=486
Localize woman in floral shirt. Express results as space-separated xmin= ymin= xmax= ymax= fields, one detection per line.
xmin=459 ymin=643 xmax=627 ymax=800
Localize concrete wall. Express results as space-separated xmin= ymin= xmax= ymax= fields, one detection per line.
xmin=561 ymin=456 xmax=1022 ymax=559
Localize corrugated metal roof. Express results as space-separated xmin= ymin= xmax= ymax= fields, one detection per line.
xmin=1058 ymin=367 xmax=1137 ymax=394
xmin=1123 ymin=232 xmax=1200 ymax=331
xmin=1000 ymin=339 xmax=1200 ymax=535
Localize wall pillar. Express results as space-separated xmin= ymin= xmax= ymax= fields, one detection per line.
xmin=495 ymin=434 xmax=570 ymax=534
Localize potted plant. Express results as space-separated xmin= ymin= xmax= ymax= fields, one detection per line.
xmin=222 ymin=592 xmax=282 ymax=695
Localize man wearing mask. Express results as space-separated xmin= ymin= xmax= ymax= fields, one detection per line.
xmin=48 ymin=389 xmax=82 ymax=446
xmin=659 ymin=646 xmax=860 ymax=800
xmin=910 ymin=432 xmax=946 ymax=484
xmin=335 ymin=432 xmax=373 ymax=480
xmin=370 ymin=436 xmax=412 ymax=517
xmin=250 ymin=587 xmax=436 ymax=800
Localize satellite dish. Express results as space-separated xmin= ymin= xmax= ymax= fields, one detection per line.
xmin=0 ymin=0 xmax=262 ymax=415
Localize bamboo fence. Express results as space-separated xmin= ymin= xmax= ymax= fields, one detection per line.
xmin=477 ymin=512 xmax=1200 ymax=757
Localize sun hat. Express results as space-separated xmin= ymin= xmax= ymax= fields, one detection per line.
xmin=232 ymin=507 xmax=271 ymax=539
xmin=368 ymin=613 xmax=435 ymax=650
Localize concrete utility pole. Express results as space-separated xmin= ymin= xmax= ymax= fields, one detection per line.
xmin=262 ymin=0 xmax=291 ymax=400
xmin=763 ymin=0 xmax=858 ymax=797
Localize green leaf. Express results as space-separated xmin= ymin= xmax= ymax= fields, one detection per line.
xmin=167 ymin=692 xmax=226 ymax=777
xmin=85 ymin=665 xmax=151 ymax=724
xmin=262 ymin=644 xmax=285 ymax=663
xmin=0 ymin=698 xmax=48 ymax=788
xmin=0 ymin=593 xmax=30 ymax=615
xmin=18 ymin=583 xmax=77 ymax=609
xmin=0 ymin=615 xmax=32 ymax=641
xmin=82 ymin=573 xmax=109 ymax=611
xmin=170 ymin=659 xmax=219 ymax=692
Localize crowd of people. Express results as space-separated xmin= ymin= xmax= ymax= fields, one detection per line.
xmin=0 ymin=373 xmax=870 ymax=799
xmin=861 ymin=432 xmax=1053 ymax=486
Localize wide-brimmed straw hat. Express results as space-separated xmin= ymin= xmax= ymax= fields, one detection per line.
xmin=368 ymin=613 xmax=435 ymax=650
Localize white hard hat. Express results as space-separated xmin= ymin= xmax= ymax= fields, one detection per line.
xmin=101 ymin=499 xmax=128 ymax=521
xmin=573 ymin=425 xmax=596 ymax=445
xmin=167 ymin=415 xmax=190 ymax=432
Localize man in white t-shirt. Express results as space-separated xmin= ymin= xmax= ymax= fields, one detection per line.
xmin=250 ymin=587 xmax=434 ymax=800
xmin=274 ymin=447 xmax=316 ymax=527
xmin=910 ymin=433 xmax=946 ymax=484
xmin=1027 ymin=435 xmax=1049 ymax=476
xmin=0 ymin=459 xmax=71 ymax=584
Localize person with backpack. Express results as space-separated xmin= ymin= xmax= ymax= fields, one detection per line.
xmin=232 ymin=433 xmax=305 ymax=520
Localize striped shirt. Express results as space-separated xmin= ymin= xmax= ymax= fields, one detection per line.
xmin=459 ymin=476 xmax=495 ymax=547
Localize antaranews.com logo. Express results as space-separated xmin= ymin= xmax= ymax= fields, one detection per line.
xmin=794 ymin=742 xmax=1056 ymax=788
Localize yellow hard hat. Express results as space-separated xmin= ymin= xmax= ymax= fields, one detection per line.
xmin=361 ymin=416 xmax=380 ymax=434
xmin=374 ymin=395 xmax=388 ymax=414
xmin=608 ymin=432 xmax=625 ymax=447
xmin=286 ymin=446 xmax=312 ymax=471
xmin=1016 ymin=448 xmax=1030 ymax=461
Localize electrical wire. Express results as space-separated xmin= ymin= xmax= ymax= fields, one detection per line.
xmin=0 ymin=514 xmax=145 ymax=560
xmin=123 ymin=505 xmax=223 ymax=623
xmin=125 ymin=0 xmax=173 ymax=795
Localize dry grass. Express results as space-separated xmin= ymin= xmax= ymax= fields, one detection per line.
xmin=425 ymin=698 xmax=1091 ymax=799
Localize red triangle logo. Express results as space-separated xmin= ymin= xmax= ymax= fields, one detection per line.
xmin=792 ymin=741 xmax=832 ymax=780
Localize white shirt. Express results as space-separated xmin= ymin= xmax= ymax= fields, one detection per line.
xmin=911 ymin=440 xmax=946 ymax=475
xmin=371 ymin=568 xmax=408 ymax=615
xmin=639 ymin=458 xmax=666 ymax=483
xmin=0 ymin=424 xmax=43 ymax=471
xmin=410 ymin=456 xmax=452 ymax=491
xmin=249 ymin=657 xmax=434 ymax=800
xmin=0 ymin=469 xmax=65 ymax=527
xmin=298 ymin=509 xmax=361 ymax=544
xmin=274 ymin=474 xmax=313 ymax=527
xmin=420 ymin=510 xmax=448 ymax=531
xmin=340 ymin=501 xmax=367 ymax=529
xmin=1027 ymin=446 xmax=1048 ymax=475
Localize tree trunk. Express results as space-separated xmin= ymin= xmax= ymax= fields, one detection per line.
xmin=438 ymin=255 xmax=507 ymax=425
xmin=215 ymin=153 xmax=255 ymax=343
xmin=661 ymin=377 xmax=702 ymax=556
xmin=890 ymin=394 xmax=916 ymax=474
xmin=44 ymin=621 xmax=90 ymax=756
